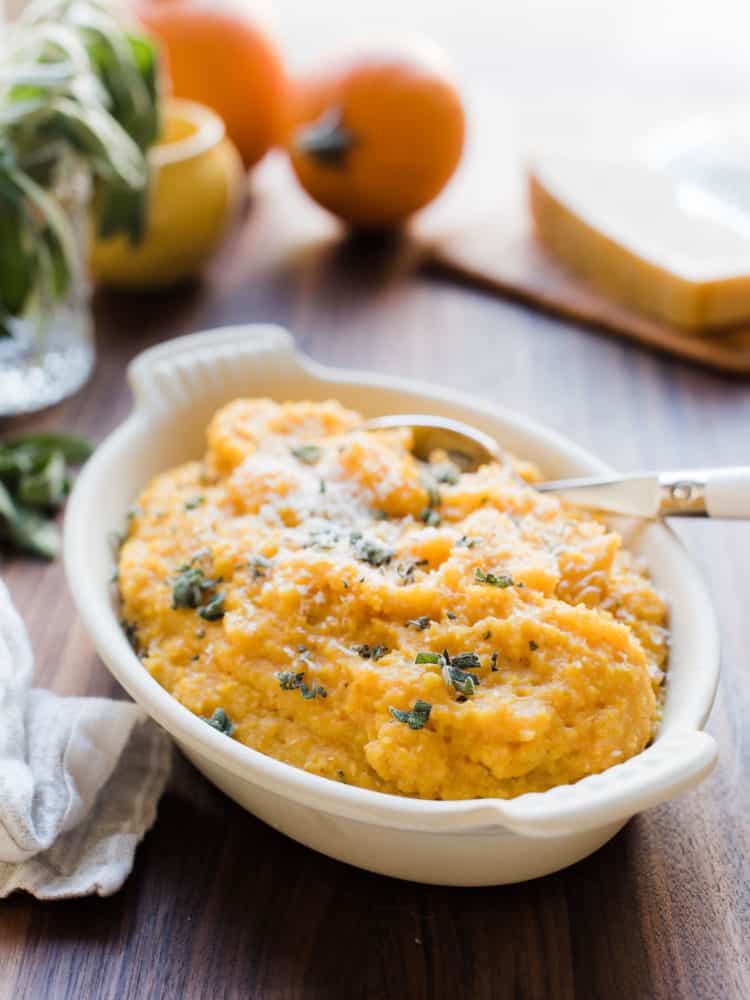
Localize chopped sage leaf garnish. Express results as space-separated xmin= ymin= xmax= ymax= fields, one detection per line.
xmin=309 ymin=525 xmax=340 ymax=550
xmin=406 ymin=615 xmax=431 ymax=630
xmin=475 ymin=568 xmax=514 ymax=588
xmin=422 ymin=480 xmax=441 ymax=510
xmin=446 ymin=612 xmax=457 ymax=620
xmin=350 ymin=531 xmax=393 ymax=566
xmin=353 ymin=644 xmax=389 ymax=661
xmin=300 ymin=679 xmax=327 ymax=700
xmin=456 ymin=535 xmax=481 ymax=549
xmin=171 ymin=566 xmax=212 ymax=609
xmin=415 ymin=651 xmax=442 ymax=665
xmin=198 ymin=591 xmax=225 ymax=621
xmin=420 ymin=508 xmax=442 ymax=527
xmin=389 ymin=700 xmax=432 ymax=730
xmin=414 ymin=648 xmax=481 ymax=697
xmin=278 ymin=670 xmax=305 ymax=690
xmin=319 ymin=478 xmax=327 ymax=494
xmin=277 ymin=670 xmax=327 ymax=699
xmin=121 ymin=619 xmax=139 ymax=654
xmin=451 ymin=652 xmax=481 ymax=670
xmin=291 ymin=444 xmax=322 ymax=465
xmin=443 ymin=663 xmax=478 ymax=697
xmin=249 ymin=554 xmax=271 ymax=578
xmin=529 ymin=640 xmax=539 ymax=651
xmin=184 ymin=495 xmax=204 ymax=510
xmin=397 ymin=558 xmax=428 ymax=582
xmin=433 ymin=462 xmax=460 ymax=485
xmin=490 ymin=652 xmax=499 ymax=671
xmin=202 ymin=708 xmax=235 ymax=736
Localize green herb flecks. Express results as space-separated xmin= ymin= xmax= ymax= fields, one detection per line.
xmin=415 ymin=649 xmax=481 ymax=697
xmin=444 ymin=664 xmax=478 ymax=697
xmin=171 ymin=561 xmax=224 ymax=619
xmin=432 ymin=461 xmax=460 ymax=485
xmin=419 ymin=475 xmax=442 ymax=527
xmin=202 ymin=708 xmax=235 ymax=736
xmin=277 ymin=670 xmax=305 ymax=691
xmin=420 ymin=508 xmax=442 ymax=527
xmin=198 ymin=591 xmax=225 ymax=621
xmin=529 ymin=640 xmax=539 ymax=651
xmin=121 ymin=619 xmax=139 ymax=654
xmin=446 ymin=611 xmax=457 ymax=620
xmin=291 ymin=444 xmax=322 ymax=465
xmin=184 ymin=495 xmax=204 ymax=510
xmin=309 ymin=525 xmax=340 ymax=551
xmin=475 ymin=568 xmax=514 ymax=588
xmin=300 ymin=679 xmax=327 ymax=700
xmin=396 ymin=558 xmax=428 ymax=583
xmin=415 ymin=651 xmax=442 ymax=665
xmin=451 ymin=652 xmax=481 ymax=670
xmin=389 ymin=700 xmax=432 ymax=730
xmin=353 ymin=644 xmax=389 ymax=661
xmin=406 ymin=615 xmax=432 ymax=630
xmin=171 ymin=566 xmax=211 ymax=609
xmin=350 ymin=531 xmax=393 ymax=567
xmin=456 ymin=535 xmax=481 ymax=549
xmin=249 ymin=554 xmax=271 ymax=578
xmin=277 ymin=670 xmax=327 ymax=699
xmin=490 ymin=652 xmax=499 ymax=671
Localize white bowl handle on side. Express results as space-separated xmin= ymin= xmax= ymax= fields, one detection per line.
xmin=127 ymin=324 xmax=302 ymax=417
xmin=491 ymin=729 xmax=718 ymax=839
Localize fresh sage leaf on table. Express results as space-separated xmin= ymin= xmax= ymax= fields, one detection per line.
xmin=0 ymin=431 xmax=94 ymax=559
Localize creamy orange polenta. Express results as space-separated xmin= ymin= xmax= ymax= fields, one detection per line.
xmin=118 ymin=399 xmax=668 ymax=800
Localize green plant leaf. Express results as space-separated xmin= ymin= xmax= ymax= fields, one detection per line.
xmin=0 ymin=480 xmax=60 ymax=559
xmin=2 ymin=432 xmax=94 ymax=463
xmin=0 ymin=188 xmax=35 ymax=315
xmin=18 ymin=449 xmax=68 ymax=508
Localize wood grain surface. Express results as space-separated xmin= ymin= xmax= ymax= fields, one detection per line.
xmin=429 ymin=214 xmax=750 ymax=375
xmin=0 ymin=171 xmax=748 ymax=1000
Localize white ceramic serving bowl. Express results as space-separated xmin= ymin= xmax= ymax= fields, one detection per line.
xmin=64 ymin=325 xmax=720 ymax=886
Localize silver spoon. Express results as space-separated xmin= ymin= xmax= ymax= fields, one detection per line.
xmin=363 ymin=414 xmax=750 ymax=519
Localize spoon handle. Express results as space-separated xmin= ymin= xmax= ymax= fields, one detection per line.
xmin=659 ymin=467 xmax=750 ymax=518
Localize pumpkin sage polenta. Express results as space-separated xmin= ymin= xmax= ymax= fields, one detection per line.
xmin=117 ymin=399 xmax=668 ymax=800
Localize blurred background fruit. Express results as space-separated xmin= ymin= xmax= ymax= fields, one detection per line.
xmin=90 ymin=99 xmax=243 ymax=288
xmin=286 ymin=42 xmax=465 ymax=228
xmin=135 ymin=0 xmax=287 ymax=169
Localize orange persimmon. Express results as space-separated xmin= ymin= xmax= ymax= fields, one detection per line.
xmin=136 ymin=0 xmax=287 ymax=169
xmin=286 ymin=43 xmax=466 ymax=228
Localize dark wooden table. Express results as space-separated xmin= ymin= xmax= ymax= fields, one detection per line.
xmin=2 ymin=120 xmax=750 ymax=1000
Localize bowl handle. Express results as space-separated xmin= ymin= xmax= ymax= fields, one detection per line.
xmin=128 ymin=324 xmax=302 ymax=416
xmin=493 ymin=729 xmax=718 ymax=838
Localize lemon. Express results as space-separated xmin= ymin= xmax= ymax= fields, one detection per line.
xmin=90 ymin=99 xmax=243 ymax=289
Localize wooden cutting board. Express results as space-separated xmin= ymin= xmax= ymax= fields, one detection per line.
xmin=427 ymin=211 xmax=750 ymax=375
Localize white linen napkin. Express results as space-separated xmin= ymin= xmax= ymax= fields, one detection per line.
xmin=0 ymin=579 xmax=171 ymax=899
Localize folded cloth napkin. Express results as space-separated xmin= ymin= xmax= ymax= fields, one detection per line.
xmin=0 ymin=579 xmax=171 ymax=899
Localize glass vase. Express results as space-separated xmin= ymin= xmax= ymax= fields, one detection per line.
xmin=0 ymin=161 xmax=95 ymax=417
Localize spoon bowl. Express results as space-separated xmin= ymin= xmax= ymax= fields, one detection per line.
xmin=363 ymin=413 xmax=502 ymax=471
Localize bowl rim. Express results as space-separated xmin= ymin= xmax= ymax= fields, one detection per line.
xmin=64 ymin=325 xmax=720 ymax=838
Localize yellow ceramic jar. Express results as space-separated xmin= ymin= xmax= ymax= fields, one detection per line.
xmin=91 ymin=99 xmax=243 ymax=288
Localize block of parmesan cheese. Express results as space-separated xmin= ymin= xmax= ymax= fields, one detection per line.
xmin=529 ymin=154 xmax=750 ymax=333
